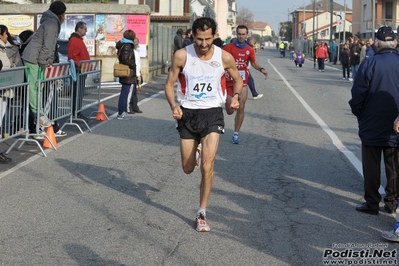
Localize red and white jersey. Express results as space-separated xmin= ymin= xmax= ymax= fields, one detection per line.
xmin=177 ymin=44 xmax=226 ymax=109
xmin=223 ymin=42 xmax=256 ymax=86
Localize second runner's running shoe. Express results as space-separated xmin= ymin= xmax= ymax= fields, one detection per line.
xmin=195 ymin=212 xmax=210 ymax=232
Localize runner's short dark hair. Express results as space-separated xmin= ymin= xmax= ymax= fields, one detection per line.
xmin=192 ymin=17 xmax=217 ymax=36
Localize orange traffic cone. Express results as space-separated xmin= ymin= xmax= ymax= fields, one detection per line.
xmin=43 ymin=126 xmax=58 ymax=149
xmin=96 ymin=103 xmax=108 ymax=121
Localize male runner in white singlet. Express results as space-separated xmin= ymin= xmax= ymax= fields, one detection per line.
xmin=165 ymin=17 xmax=243 ymax=232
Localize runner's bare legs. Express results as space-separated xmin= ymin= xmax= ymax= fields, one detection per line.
xmin=180 ymin=132 xmax=220 ymax=209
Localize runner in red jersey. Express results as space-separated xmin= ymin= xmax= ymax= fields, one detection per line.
xmin=223 ymin=25 xmax=268 ymax=144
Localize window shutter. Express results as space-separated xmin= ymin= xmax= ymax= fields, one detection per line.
xmin=155 ymin=0 xmax=159 ymax=12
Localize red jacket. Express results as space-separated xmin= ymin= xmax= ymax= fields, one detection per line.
xmin=315 ymin=43 xmax=328 ymax=59
xmin=68 ymin=33 xmax=90 ymax=67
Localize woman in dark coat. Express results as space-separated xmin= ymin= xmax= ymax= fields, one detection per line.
xmin=115 ymin=30 xmax=137 ymax=120
xmin=340 ymin=44 xmax=350 ymax=79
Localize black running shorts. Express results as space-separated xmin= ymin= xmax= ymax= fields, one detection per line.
xmin=177 ymin=107 xmax=225 ymax=141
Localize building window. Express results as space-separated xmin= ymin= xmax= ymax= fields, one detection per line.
xmin=385 ymin=2 xmax=393 ymax=20
xmin=139 ymin=0 xmax=159 ymax=12
xmin=362 ymin=4 xmax=367 ymax=21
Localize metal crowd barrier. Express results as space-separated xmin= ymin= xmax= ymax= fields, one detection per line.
xmin=61 ymin=59 xmax=103 ymax=133
xmin=9 ymin=63 xmax=72 ymax=157
xmin=0 ymin=67 xmax=40 ymax=156
xmin=36 ymin=63 xmax=72 ymax=149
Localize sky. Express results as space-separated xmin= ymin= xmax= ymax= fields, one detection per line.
xmin=234 ymin=0 xmax=352 ymax=34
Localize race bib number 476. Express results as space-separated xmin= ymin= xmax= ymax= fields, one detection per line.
xmin=187 ymin=74 xmax=218 ymax=100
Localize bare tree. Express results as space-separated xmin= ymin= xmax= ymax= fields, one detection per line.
xmin=236 ymin=7 xmax=254 ymax=26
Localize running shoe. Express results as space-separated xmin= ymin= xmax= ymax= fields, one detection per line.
xmin=117 ymin=112 xmax=131 ymax=120
xmin=194 ymin=143 xmax=202 ymax=171
xmin=382 ymin=222 xmax=399 ymax=242
xmin=195 ymin=212 xmax=210 ymax=232
xmin=253 ymin=94 xmax=263 ymax=100
xmin=232 ymin=132 xmax=240 ymax=144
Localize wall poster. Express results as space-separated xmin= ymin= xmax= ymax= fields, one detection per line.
xmin=95 ymin=14 xmax=148 ymax=57
xmin=0 ymin=15 xmax=34 ymax=36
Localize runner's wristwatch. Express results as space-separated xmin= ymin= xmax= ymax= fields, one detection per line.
xmin=233 ymin=93 xmax=241 ymax=101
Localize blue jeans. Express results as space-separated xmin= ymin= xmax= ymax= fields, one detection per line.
xmin=351 ymin=64 xmax=359 ymax=80
xmin=289 ymin=51 xmax=294 ymax=60
xmin=247 ymin=72 xmax=259 ymax=97
xmin=118 ymin=84 xmax=130 ymax=115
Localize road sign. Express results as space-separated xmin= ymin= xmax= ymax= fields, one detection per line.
xmin=337 ymin=20 xmax=343 ymax=32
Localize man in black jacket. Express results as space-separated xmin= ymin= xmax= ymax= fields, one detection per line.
xmin=173 ymin=29 xmax=184 ymax=53
xmin=182 ymin=28 xmax=193 ymax=48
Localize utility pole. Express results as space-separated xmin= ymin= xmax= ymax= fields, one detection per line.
xmin=372 ymin=0 xmax=375 ymax=40
xmin=343 ymin=0 xmax=346 ymax=42
xmin=330 ymin=0 xmax=333 ymax=43
xmin=312 ymin=0 xmax=315 ymax=41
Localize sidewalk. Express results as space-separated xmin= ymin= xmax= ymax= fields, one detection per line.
xmin=0 ymin=77 xmax=167 ymax=174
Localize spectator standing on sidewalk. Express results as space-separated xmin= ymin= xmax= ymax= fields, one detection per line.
xmin=331 ymin=40 xmax=338 ymax=64
xmin=315 ymin=40 xmax=328 ymax=72
xmin=366 ymin=38 xmax=377 ymax=58
xmin=0 ymin=25 xmax=23 ymax=164
xmin=68 ymin=21 xmax=90 ymax=119
xmin=173 ymin=29 xmax=184 ymax=53
xmin=165 ymin=17 xmax=242 ymax=232
xmin=22 ymin=1 xmax=66 ymax=131
xmin=18 ymin=30 xmax=34 ymax=56
xmin=313 ymin=41 xmax=319 ymax=68
xmin=359 ymin=39 xmax=367 ymax=65
xmin=349 ymin=26 xmax=399 ymax=220
xmin=288 ymin=42 xmax=295 ymax=61
xmin=349 ymin=36 xmax=361 ymax=81
xmin=340 ymin=44 xmax=350 ymax=80
xmin=182 ymin=28 xmax=193 ymax=48
xmin=126 ymin=37 xmax=142 ymax=114
xmin=115 ymin=30 xmax=137 ymax=120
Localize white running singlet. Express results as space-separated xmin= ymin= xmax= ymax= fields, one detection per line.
xmin=177 ymin=44 xmax=226 ymax=109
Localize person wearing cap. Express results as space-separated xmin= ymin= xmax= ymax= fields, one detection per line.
xmin=22 ymin=1 xmax=66 ymax=133
xmin=349 ymin=26 xmax=399 ymax=223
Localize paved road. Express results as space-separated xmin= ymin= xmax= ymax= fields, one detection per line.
xmin=0 ymin=49 xmax=397 ymax=266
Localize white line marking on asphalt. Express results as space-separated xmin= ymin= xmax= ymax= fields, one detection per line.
xmin=268 ymin=59 xmax=363 ymax=177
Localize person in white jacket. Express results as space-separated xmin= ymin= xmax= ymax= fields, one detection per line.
xmin=127 ymin=37 xmax=142 ymax=114
xmin=0 ymin=25 xmax=23 ymax=163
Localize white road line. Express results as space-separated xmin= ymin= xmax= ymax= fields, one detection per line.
xmin=268 ymin=59 xmax=363 ymax=177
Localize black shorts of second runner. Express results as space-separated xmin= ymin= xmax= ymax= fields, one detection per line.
xmin=177 ymin=107 xmax=225 ymax=141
